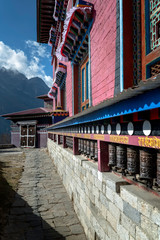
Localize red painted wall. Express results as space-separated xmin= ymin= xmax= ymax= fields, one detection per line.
xmin=55 ymin=0 xmax=118 ymax=116
xmin=90 ymin=0 xmax=117 ymax=106
xmin=65 ymin=62 xmax=73 ymax=116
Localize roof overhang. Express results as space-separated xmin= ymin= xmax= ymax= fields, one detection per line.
xmin=37 ymin=0 xmax=56 ymax=43
xmin=47 ymin=75 xmax=160 ymax=130
xmin=56 ymin=2 xmax=93 ymax=62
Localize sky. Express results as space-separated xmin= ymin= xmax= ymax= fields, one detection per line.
xmin=0 ymin=0 xmax=53 ymax=87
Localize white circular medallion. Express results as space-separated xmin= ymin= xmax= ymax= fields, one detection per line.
xmin=92 ymin=126 xmax=94 ymax=134
xmin=127 ymin=122 xmax=134 ymax=135
xmin=143 ymin=120 xmax=151 ymax=136
xmin=107 ymin=124 xmax=112 ymax=135
xmin=116 ymin=123 xmax=121 ymax=135
xmin=101 ymin=125 xmax=105 ymax=134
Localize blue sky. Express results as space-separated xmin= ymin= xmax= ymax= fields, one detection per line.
xmin=0 ymin=0 xmax=53 ymax=87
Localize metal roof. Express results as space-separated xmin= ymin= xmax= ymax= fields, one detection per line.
xmin=2 ymin=108 xmax=52 ymax=118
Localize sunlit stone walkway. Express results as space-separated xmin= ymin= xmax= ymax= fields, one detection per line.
xmin=2 ymin=149 xmax=86 ymax=240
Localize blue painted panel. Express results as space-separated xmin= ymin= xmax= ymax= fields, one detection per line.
xmin=82 ymin=67 xmax=85 ymax=102
xmin=86 ymin=61 xmax=89 ymax=100
xmin=145 ymin=0 xmax=151 ymax=55
xmin=50 ymin=87 xmax=160 ymax=129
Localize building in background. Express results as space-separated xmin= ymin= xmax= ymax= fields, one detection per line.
xmin=37 ymin=0 xmax=160 ymax=239
xmin=2 ymin=95 xmax=69 ymax=148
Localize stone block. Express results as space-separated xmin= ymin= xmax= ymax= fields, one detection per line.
xmin=103 ymin=172 xmax=129 ymax=193
xmin=107 ymin=211 xmax=117 ymax=231
xmin=94 ymin=178 xmax=103 ymax=192
xmin=120 ymin=186 xmax=138 ymax=209
xmin=120 ymin=213 xmax=136 ymax=238
xmin=123 ymin=202 xmax=141 ymax=225
xmin=141 ymin=215 xmax=158 ymax=240
xmin=136 ymin=226 xmax=150 ymax=240
xmin=151 ymin=207 xmax=160 ymax=226
xmin=100 ymin=192 xmax=109 ymax=209
xmin=114 ymin=192 xmax=123 ymax=212
xmin=92 ymin=185 xmax=100 ymax=199
xmin=109 ymin=202 xmax=120 ymax=220
xmin=117 ymin=224 xmax=130 ymax=240
xmin=106 ymin=186 xmax=114 ymax=202
xmin=107 ymin=223 xmax=119 ymax=240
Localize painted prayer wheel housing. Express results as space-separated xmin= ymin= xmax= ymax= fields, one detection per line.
xmin=127 ymin=146 xmax=139 ymax=174
xmin=90 ymin=141 xmax=95 ymax=158
xmin=108 ymin=144 xmax=116 ymax=166
xmin=157 ymin=153 xmax=160 ymax=186
xmin=139 ymin=149 xmax=155 ymax=179
xmin=116 ymin=145 xmax=127 ymax=169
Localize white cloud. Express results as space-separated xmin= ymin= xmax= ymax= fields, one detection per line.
xmin=0 ymin=41 xmax=52 ymax=86
xmin=25 ymin=40 xmax=50 ymax=58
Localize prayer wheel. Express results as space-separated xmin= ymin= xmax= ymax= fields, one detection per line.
xmin=139 ymin=149 xmax=155 ymax=180
xmin=78 ymin=139 xmax=81 ymax=153
xmin=94 ymin=141 xmax=98 ymax=161
xmin=60 ymin=135 xmax=63 ymax=144
xmin=80 ymin=139 xmax=84 ymax=153
xmin=116 ymin=145 xmax=127 ymax=170
xmin=127 ymin=146 xmax=139 ymax=174
xmin=108 ymin=144 xmax=116 ymax=167
xmin=84 ymin=140 xmax=87 ymax=155
xmin=86 ymin=140 xmax=90 ymax=156
xmin=90 ymin=141 xmax=95 ymax=159
xmin=157 ymin=153 xmax=160 ymax=186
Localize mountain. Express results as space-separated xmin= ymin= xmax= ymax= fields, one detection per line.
xmin=0 ymin=67 xmax=50 ymax=137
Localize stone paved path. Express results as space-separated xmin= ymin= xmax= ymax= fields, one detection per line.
xmin=2 ymin=149 xmax=86 ymax=240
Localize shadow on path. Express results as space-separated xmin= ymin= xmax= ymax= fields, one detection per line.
xmin=0 ymin=158 xmax=65 ymax=240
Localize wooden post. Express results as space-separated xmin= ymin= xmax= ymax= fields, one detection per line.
xmin=63 ymin=136 xmax=67 ymax=148
xmin=53 ymin=134 xmax=56 ymax=142
xmin=73 ymin=137 xmax=79 ymax=155
xmin=97 ymin=140 xmax=110 ymax=172
xmin=57 ymin=135 xmax=60 ymax=145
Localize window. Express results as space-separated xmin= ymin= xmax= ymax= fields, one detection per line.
xmin=80 ymin=56 xmax=89 ymax=111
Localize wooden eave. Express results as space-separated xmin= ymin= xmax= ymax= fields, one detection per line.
xmin=37 ymin=0 xmax=56 ymax=43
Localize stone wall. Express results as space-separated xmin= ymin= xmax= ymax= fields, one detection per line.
xmin=48 ymin=139 xmax=160 ymax=240
xmin=11 ymin=132 xmax=20 ymax=147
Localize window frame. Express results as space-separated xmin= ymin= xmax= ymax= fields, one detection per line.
xmin=80 ymin=55 xmax=89 ymax=111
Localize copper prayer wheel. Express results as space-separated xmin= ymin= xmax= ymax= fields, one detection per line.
xmin=80 ymin=139 xmax=84 ymax=153
xmin=90 ymin=141 xmax=95 ymax=158
xmin=78 ymin=139 xmax=81 ymax=152
xmin=60 ymin=135 xmax=63 ymax=144
xmin=86 ymin=140 xmax=90 ymax=156
xmin=84 ymin=140 xmax=87 ymax=154
xmin=127 ymin=146 xmax=139 ymax=174
xmin=66 ymin=137 xmax=73 ymax=149
xmin=157 ymin=153 xmax=160 ymax=186
xmin=139 ymin=149 xmax=154 ymax=180
xmin=108 ymin=144 xmax=116 ymax=166
xmin=94 ymin=141 xmax=98 ymax=161
xmin=116 ymin=145 xmax=127 ymax=169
